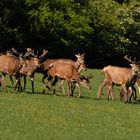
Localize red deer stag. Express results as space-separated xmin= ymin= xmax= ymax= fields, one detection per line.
xmin=45 ymin=60 xmax=91 ymax=97
xmin=19 ymin=49 xmax=48 ymax=93
xmin=97 ymin=55 xmax=140 ymax=103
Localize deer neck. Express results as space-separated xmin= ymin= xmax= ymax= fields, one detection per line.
xmin=75 ymin=60 xmax=85 ymax=73
xmin=126 ymin=72 xmax=138 ymax=89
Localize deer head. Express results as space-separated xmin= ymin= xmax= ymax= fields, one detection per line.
xmin=79 ymin=74 xmax=93 ymax=90
xmin=124 ymin=55 xmax=140 ymax=76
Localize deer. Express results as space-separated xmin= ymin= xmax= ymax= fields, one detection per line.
xmin=40 ymin=53 xmax=86 ymax=94
xmin=106 ymin=75 xmax=137 ymax=102
xmin=44 ymin=60 xmax=91 ymax=97
xmin=19 ymin=49 xmax=48 ymax=93
xmin=97 ymin=55 xmax=140 ymax=103
xmin=0 ymin=49 xmax=27 ymax=92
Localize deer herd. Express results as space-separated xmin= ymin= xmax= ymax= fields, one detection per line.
xmin=0 ymin=48 xmax=140 ymax=104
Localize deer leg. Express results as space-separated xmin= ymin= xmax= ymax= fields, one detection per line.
xmin=1 ymin=81 xmax=7 ymax=92
xmin=67 ymin=80 xmax=72 ymax=97
xmin=69 ymin=81 xmax=72 ymax=97
xmin=122 ymin=84 xmax=128 ymax=103
xmin=66 ymin=82 xmax=75 ymax=97
xmin=50 ymin=76 xmax=58 ymax=95
xmin=14 ymin=81 xmax=18 ymax=92
xmin=31 ymin=77 xmax=34 ymax=93
xmin=128 ymin=86 xmax=137 ymax=102
xmin=18 ymin=78 xmax=22 ymax=92
xmin=60 ymin=79 xmax=65 ymax=95
xmin=71 ymin=82 xmax=76 ymax=97
xmin=51 ymin=78 xmax=55 ymax=95
xmin=128 ymin=87 xmax=133 ymax=102
xmin=110 ymin=84 xmax=115 ymax=101
xmin=0 ymin=74 xmax=7 ymax=92
xmin=59 ymin=79 xmax=63 ymax=90
xmin=9 ymin=75 xmax=14 ymax=89
xmin=43 ymin=75 xmax=51 ymax=91
xmin=14 ymin=76 xmax=20 ymax=92
xmin=23 ymin=76 xmax=26 ymax=91
xmin=42 ymin=75 xmax=51 ymax=93
xmin=106 ymin=83 xmax=111 ymax=100
xmin=106 ymin=83 xmax=115 ymax=101
xmin=135 ymin=82 xmax=140 ymax=97
xmin=42 ymin=85 xmax=46 ymax=94
xmin=60 ymin=80 xmax=66 ymax=95
xmin=109 ymin=82 xmax=115 ymax=101
xmin=97 ymin=79 xmax=109 ymax=99
xmin=132 ymin=86 xmax=137 ymax=100
xmin=76 ymin=83 xmax=81 ymax=98
xmin=42 ymin=75 xmax=46 ymax=84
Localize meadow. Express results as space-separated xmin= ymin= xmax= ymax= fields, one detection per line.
xmin=0 ymin=69 xmax=140 ymax=140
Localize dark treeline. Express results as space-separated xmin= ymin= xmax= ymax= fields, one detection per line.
xmin=0 ymin=0 xmax=140 ymax=68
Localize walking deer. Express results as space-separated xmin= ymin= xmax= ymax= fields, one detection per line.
xmin=19 ymin=49 xmax=48 ymax=93
xmin=97 ymin=55 xmax=140 ymax=103
xmin=40 ymin=53 xmax=85 ymax=94
xmin=44 ymin=60 xmax=91 ymax=97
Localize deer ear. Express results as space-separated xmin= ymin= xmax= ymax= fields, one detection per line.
xmin=75 ymin=53 xmax=81 ymax=58
xmin=75 ymin=54 xmax=78 ymax=58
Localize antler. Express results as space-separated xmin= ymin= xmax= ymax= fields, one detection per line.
xmin=124 ymin=55 xmax=138 ymax=64
xmin=38 ymin=50 xmax=48 ymax=63
xmin=38 ymin=50 xmax=48 ymax=59
xmin=11 ymin=48 xmax=20 ymax=56
xmin=24 ymin=48 xmax=35 ymax=58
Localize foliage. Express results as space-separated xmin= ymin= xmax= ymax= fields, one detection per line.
xmin=0 ymin=0 xmax=140 ymax=66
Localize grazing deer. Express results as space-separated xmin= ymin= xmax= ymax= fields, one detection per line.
xmin=44 ymin=60 xmax=91 ymax=97
xmin=19 ymin=49 xmax=48 ymax=93
xmin=97 ymin=55 xmax=140 ymax=103
xmin=40 ymin=53 xmax=85 ymax=94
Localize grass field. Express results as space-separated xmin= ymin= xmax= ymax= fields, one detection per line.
xmin=0 ymin=69 xmax=140 ymax=140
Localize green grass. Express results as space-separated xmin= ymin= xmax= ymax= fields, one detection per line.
xmin=0 ymin=69 xmax=140 ymax=140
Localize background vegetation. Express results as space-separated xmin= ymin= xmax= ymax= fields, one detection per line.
xmin=0 ymin=69 xmax=140 ymax=140
xmin=0 ymin=0 xmax=140 ymax=67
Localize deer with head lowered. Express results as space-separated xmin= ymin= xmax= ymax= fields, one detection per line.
xmin=40 ymin=53 xmax=85 ymax=94
xmin=97 ymin=55 xmax=140 ymax=103
xmin=19 ymin=49 xmax=48 ymax=93
xmin=45 ymin=60 xmax=91 ymax=97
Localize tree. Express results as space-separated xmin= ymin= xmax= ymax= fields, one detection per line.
xmin=0 ymin=0 xmax=139 ymax=67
